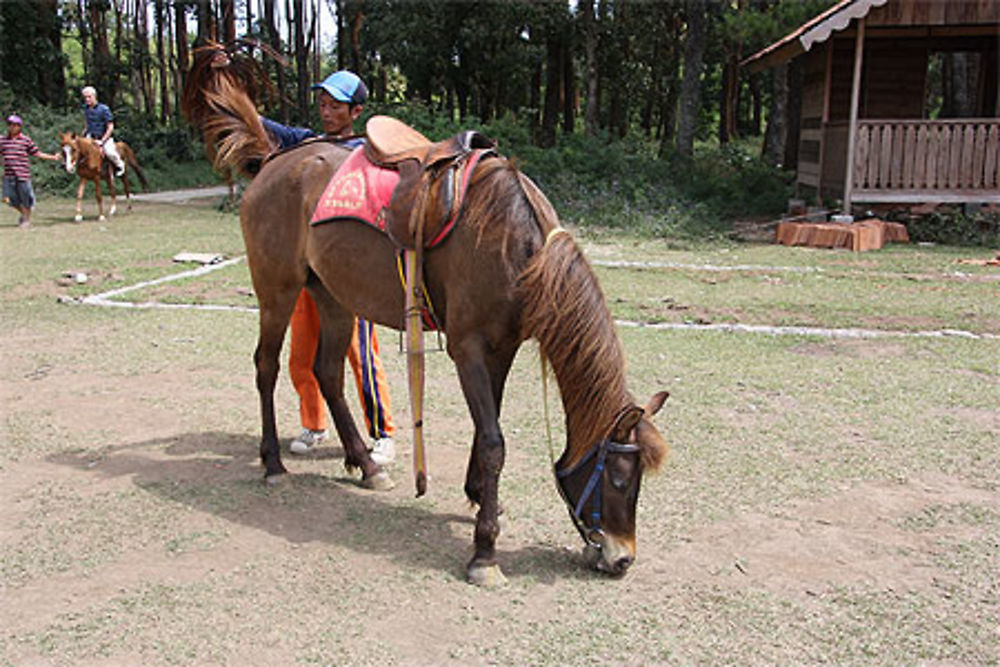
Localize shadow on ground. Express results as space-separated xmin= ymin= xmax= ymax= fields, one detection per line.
xmin=47 ymin=430 xmax=597 ymax=584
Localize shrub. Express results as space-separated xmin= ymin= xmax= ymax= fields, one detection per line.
xmin=902 ymin=210 xmax=1000 ymax=247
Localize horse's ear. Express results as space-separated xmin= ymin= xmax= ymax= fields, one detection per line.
xmin=611 ymin=406 xmax=644 ymax=442
xmin=70 ymin=132 xmax=77 ymax=139
xmin=644 ymin=391 xmax=669 ymax=416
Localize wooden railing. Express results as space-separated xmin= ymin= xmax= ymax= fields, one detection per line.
xmin=853 ymin=119 xmax=1000 ymax=196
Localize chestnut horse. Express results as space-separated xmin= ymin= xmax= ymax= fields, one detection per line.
xmin=59 ymin=132 xmax=147 ymax=222
xmin=183 ymin=44 xmax=669 ymax=585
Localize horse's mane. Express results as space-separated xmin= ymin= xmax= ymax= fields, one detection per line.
xmin=182 ymin=41 xmax=278 ymax=178
xmin=462 ymin=163 xmax=643 ymax=469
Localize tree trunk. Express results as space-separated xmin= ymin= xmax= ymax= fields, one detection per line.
xmin=292 ymin=0 xmax=308 ymax=122
xmin=675 ymin=0 xmax=706 ymax=157
xmin=77 ymin=0 xmax=91 ymax=83
xmin=784 ymin=58 xmax=803 ymax=170
xmin=155 ymin=0 xmax=170 ymax=122
xmin=196 ymin=0 xmax=214 ymax=41
xmin=39 ymin=0 xmax=66 ymax=106
xmin=580 ymin=0 xmax=600 ymax=137
xmin=540 ymin=31 xmax=561 ymax=148
xmin=530 ymin=58 xmax=542 ymax=144
xmin=762 ymin=62 xmax=788 ymax=167
xmin=562 ymin=25 xmax=575 ymax=136
xmin=221 ymin=0 xmax=236 ymax=42
xmin=263 ymin=0 xmax=288 ymax=122
xmin=719 ymin=54 xmax=739 ymax=144
xmin=749 ymin=72 xmax=762 ymax=136
xmin=175 ymin=1 xmax=190 ymax=95
xmin=88 ymin=0 xmax=114 ymax=106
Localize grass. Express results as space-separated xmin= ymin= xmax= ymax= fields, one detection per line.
xmin=2 ymin=194 xmax=999 ymax=665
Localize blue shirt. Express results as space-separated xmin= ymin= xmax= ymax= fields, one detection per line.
xmin=83 ymin=103 xmax=114 ymax=138
xmin=260 ymin=117 xmax=365 ymax=150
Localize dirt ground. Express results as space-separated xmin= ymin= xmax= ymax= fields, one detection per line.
xmin=2 ymin=205 xmax=998 ymax=665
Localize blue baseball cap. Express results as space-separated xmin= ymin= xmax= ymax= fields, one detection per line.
xmin=311 ymin=71 xmax=368 ymax=106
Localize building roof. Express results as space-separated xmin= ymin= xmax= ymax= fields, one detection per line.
xmin=740 ymin=0 xmax=888 ymax=72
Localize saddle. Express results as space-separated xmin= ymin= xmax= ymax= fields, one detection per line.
xmin=365 ymin=115 xmax=496 ymax=250
xmin=363 ymin=116 xmax=497 ymax=497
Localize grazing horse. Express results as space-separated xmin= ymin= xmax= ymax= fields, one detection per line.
xmin=59 ymin=132 xmax=147 ymax=222
xmin=183 ymin=44 xmax=669 ymax=584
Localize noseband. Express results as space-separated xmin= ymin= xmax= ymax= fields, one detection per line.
xmin=554 ymin=437 xmax=641 ymax=550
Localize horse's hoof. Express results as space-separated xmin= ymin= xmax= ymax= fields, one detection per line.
xmin=467 ymin=563 xmax=507 ymax=588
xmin=73 ymin=215 xmax=83 ymax=223
xmin=264 ymin=471 xmax=287 ymax=486
xmin=98 ymin=215 xmax=107 ymax=222
xmin=361 ymin=470 xmax=395 ymax=491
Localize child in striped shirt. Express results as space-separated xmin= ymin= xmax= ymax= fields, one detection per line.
xmin=2 ymin=114 xmax=59 ymax=229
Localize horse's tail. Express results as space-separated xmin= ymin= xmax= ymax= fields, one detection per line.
xmin=121 ymin=144 xmax=149 ymax=191
xmin=182 ymin=40 xmax=279 ymax=179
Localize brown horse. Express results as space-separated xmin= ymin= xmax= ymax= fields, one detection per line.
xmin=183 ymin=44 xmax=669 ymax=585
xmin=59 ymin=132 xmax=148 ymax=222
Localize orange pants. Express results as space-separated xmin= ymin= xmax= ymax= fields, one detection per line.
xmin=288 ymin=290 xmax=394 ymax=438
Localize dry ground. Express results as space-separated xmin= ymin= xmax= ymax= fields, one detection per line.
xmin=2 ymin=198 xmax=998 ymax=665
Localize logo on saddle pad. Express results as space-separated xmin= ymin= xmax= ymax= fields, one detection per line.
xmin=311 ymin=147 xmax=399 ymax=229
xmin=310 ymin=145 xmax=493 ymax=248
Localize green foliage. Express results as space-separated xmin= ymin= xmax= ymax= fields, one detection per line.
xmin=902 ymin=211 xmax=1000 ymax=247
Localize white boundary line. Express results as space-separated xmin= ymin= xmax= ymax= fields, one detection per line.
xmin=591 ymin=259 xmax=822 ymax=273
xmin=80 ymin=255 xmax=257 ymax=313
xmin=72 ymin=255 xmax=998 ymax=340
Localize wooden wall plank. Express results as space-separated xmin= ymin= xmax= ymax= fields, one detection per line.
xmin=960 ymin=125 xmax=975 ymax=188
xmin=985 ymin=125 xmax=999 ymax=188
xmin=890 ymin=124 xmax=904 ymax=187
xmin=879 ymin=124 xmax=893 ymax=187
xmin=925 ymin=126 xmax=938 ymax=189
xmin=902 ymin=125 xmax=916 ymax=188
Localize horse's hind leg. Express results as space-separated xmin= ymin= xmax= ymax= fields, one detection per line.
xmin=254 ymin=292 xmax=300 ymax=480
xmin=106 ymin=176 xmax=117 ymax=217
xmin=309 ymin=284 xmax=393 ymax=491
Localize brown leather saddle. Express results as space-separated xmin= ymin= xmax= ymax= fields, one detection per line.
xmin=365 ymin=115 xmax=496 ymax=249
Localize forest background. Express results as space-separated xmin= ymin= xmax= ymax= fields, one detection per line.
xmin=0 ymin=0 xmax=993 ymax=244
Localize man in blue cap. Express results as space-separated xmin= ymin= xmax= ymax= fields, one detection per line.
xmin=260 ymin=71 xmax=396 ymax=465
xmin=261 ymin=70 xmax=368 ymax=149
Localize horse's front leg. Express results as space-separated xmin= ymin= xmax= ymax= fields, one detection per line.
xmin=74 ymin=180 xmax=86 ymax=222
xmin=452 ymin=335 xmax=509 ymax=587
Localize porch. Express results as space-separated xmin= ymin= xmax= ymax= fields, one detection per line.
xmin=847 ymin=118 xmax=1000 ymax=204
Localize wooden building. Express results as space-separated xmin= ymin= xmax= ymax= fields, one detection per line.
xmin=742 ymin=0 xmax=1000 ymax=211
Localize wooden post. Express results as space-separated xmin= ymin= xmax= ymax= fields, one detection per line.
xmin=843 ymin=18 xmax=865 ymax=214
xmin=817 ymin=40 xmax=834 ymax=205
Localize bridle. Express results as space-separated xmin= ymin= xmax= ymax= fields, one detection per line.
xmin=554 ymin=435 xmax=641 ymax=550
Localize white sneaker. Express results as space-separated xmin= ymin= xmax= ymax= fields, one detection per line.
xmin=289 ymin=428 xmax=328 ymax=454
xmin=370 ymin=437 xmax=395 ymax=465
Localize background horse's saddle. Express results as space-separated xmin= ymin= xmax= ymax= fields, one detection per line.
xmin=366 ymin=115 xmax=496 ymax=249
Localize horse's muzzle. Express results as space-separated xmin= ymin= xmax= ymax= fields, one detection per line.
xmin=584 ymin=535 xmax=636 ymax=576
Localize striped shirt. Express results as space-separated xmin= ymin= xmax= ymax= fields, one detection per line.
xmin=1 ymin=133 xmax=39 ymax=181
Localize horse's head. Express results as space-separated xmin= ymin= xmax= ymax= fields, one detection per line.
xmin=555 ymin=391 xmax=669 ymax=576
xmin=59 ymin=132 xmax=80 ymax=174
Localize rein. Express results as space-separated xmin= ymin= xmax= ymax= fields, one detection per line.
xmin=555 ymin=436 xmax=641 ymax=549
